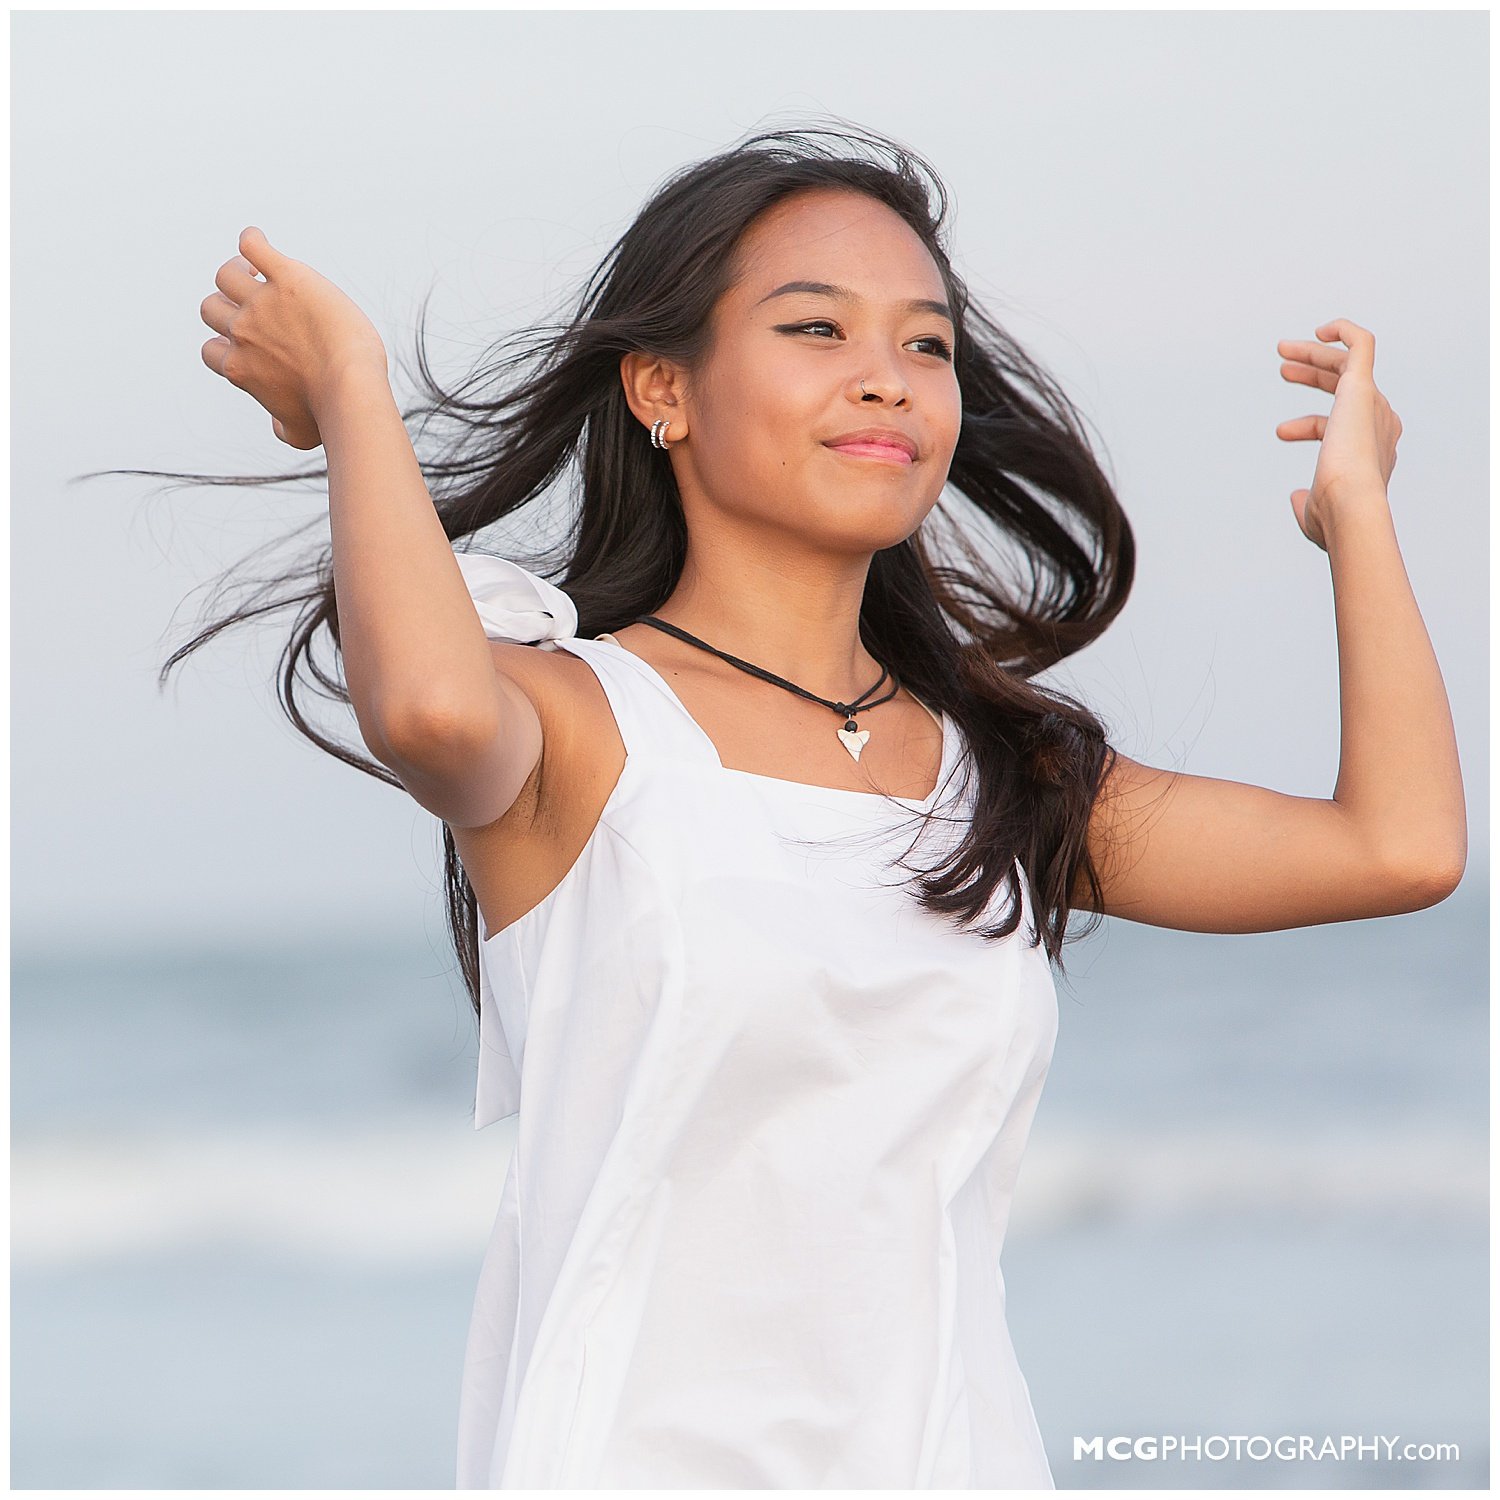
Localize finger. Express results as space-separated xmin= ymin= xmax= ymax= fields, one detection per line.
xmin=199 ymin=289 xmax=237 ymax=337
xmin=215 ymin=253 xmax=264 ymax=305
xmin=201 ymin=335 xmax=232 ymax=377
xmin=1276 ymin=338 xmax=1346 ymax=379
xmin=1279 ymin=359 xmax=1338 ymax=396
xmin=1314 ymin=317 xmax=1375 ymax=376
xmin=1275 ymin=414 xmax=1327 ymax=441
xmin=238 ymin=225 xmax=288 ymax=281
xmin=272 ymin=417 xmax=287 ymax=442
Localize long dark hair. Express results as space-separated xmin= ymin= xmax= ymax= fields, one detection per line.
xmin=80 ymin=120 xmax=1133 ymax=1019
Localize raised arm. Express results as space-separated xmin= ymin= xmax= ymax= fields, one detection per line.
xmin=199 ymin=226 xmax=542 ymax=829
xmin=1071 ymin=320 xmax=1466 ymax=933
xmin=314 ymin=368 xmax=547 ymax=829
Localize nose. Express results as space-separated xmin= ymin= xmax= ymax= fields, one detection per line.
xmin=853 ymin=371 xmax=910 ymax=406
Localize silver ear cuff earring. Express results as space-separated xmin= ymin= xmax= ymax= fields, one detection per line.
xmin=650 ymin=418 xmax=672 ymax=449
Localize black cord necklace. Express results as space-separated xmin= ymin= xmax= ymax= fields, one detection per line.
xmin=628 ymin=614 xmax=901 ymax=764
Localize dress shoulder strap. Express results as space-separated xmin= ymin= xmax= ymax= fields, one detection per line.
xmin=450 ymin=547 xmax=712 ymax=768
xmin=553 ymin=634 xmax=717 ymax=767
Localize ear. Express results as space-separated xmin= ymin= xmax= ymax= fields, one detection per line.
xmin=619 ymin=351 xmax=690 ymax=441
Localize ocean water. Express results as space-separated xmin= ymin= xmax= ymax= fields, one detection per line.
xmin=10 ymin=879 xmax=1488 ymax=1489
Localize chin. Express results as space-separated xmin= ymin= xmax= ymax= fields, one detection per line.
xmin=806 ymin=499 xmax=925 ymax=552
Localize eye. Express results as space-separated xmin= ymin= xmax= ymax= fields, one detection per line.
xmin=911 ymin=335 xmax=954 ymax=361
xmin=778 ymin=321 xmax=953 ymax=362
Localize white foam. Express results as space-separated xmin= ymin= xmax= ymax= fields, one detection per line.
xmin=11 ymin=1119 xmax=1484 ymax=1266
xmin=12 ymin=1119 xmax=516 ymax=1266
xmin=1010 ymin=1123 xmax=1487 ymax=1232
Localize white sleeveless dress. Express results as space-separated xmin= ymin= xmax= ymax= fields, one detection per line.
xmin=450 ymin=550 xmax=1059 ymax=1489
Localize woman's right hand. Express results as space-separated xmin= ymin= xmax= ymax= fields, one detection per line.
xmin=199 ymin=226 xmax=390 ymax=451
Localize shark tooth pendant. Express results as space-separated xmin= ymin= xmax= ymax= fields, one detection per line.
xmin=837 ymin=721 xmax=871 ymax=761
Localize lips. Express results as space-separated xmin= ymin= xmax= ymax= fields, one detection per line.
xmin=823 ymin=427 xmax=918 ymax=463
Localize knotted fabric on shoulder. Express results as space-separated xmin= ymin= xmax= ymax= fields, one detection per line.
xmin=452 ymin=548 xmax=579 ymax=648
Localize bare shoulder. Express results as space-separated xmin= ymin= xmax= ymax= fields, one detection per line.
xmin=481 ymin=639 xmax=623 ymax=827
xmin=483 ymin=641 xmax=585 ymax=775
xmin=449 ymin=639 xmax=626 ymax=938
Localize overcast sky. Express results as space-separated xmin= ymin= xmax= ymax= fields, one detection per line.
xmin=11 ymin=9 xmax=1487 ymax=954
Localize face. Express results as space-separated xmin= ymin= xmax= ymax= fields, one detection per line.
xmin=668 ymin=187 xmax=962 ymax=555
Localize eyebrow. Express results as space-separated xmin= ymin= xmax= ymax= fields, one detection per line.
xmin=754 ymin=279 xmax=955 ymax=327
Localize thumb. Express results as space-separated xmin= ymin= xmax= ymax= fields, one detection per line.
xmin=239 ymin=225 xmax=286 ymax=279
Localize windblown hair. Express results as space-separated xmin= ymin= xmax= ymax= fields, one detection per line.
xmin=82 ymin=119 xmax=1133 ymax=1020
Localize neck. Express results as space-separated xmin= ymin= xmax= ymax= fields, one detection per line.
xmin=649 ymin=534 xmax=882 ymax=703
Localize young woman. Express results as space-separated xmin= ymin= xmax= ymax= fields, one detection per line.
xmin=163 ymin=125 xmax=1461 ymax=1487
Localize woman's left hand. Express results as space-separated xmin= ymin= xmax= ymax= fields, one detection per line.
xmin=1275 ymin=318 xmax=1402 ymax=551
